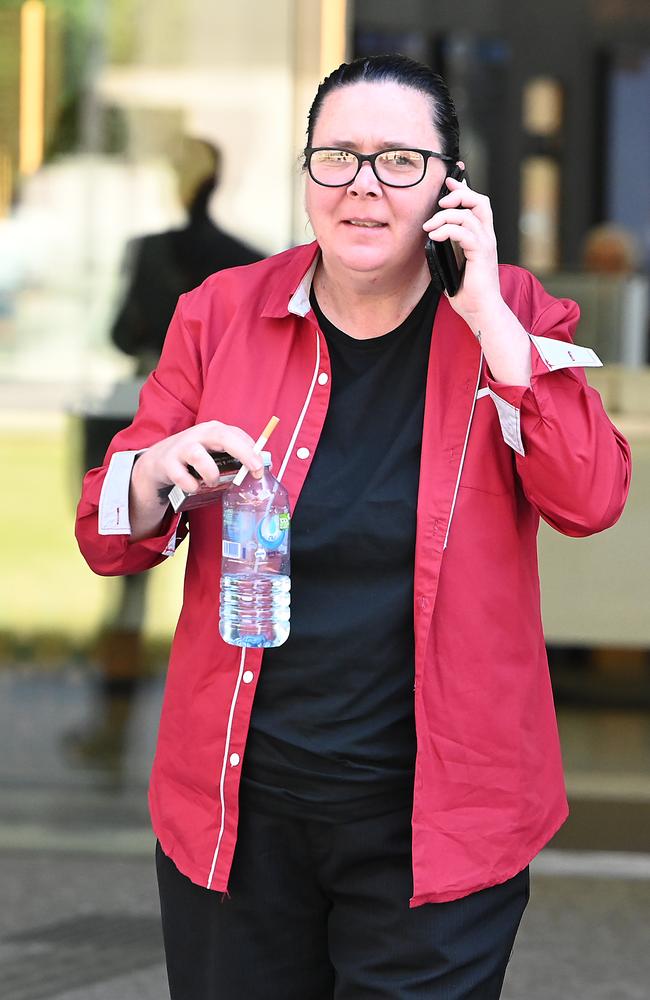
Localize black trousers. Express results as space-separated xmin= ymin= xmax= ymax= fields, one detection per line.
xmin=156 ymin=789 xmax=529 ymax=1000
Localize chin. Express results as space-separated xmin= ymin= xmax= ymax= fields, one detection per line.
xmin=334 ymin=245 xmax=393 ymax=274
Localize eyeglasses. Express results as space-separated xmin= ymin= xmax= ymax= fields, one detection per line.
xmin=305 ymin=147 xmax=455 ymax=188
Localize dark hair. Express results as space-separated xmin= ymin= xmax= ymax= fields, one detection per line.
xmin=306 ymin=54 xmax=460 ymax=160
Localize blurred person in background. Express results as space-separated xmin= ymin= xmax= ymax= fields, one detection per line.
xmin=76 ymin=56 xmax=631 ymax=999
xmin=582 ymin=222 xmax=640 ymax=275
xmin=67 ymin=136 xmax=262 ymax=773
xmin=581 ymin=219 xmax=650 ymax=367
xmin=111 ymin=136 xmax=263 ymax=371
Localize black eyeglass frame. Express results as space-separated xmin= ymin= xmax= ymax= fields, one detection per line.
xmin=304 ymin=146 xmax=456 ymax=188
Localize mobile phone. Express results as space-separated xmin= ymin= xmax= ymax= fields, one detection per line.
xmin=425 ymin=164 xmax=468 ymax=296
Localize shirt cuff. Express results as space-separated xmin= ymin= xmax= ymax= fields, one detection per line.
xmin=98 ymin=450 xmax=144 ymax=535
xmin=98 ymin=449 xmax=183 ymax=556
xmin=486 ymin=334 xmax=603 ymax=458
xmin=528 ymin=334 xmax=602 ymax=372
xmin=487 ymin=388 xmax=526 ymax=456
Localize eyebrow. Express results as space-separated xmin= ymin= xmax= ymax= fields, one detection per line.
xmin=323 ymin=140 xmax=417 ymax=151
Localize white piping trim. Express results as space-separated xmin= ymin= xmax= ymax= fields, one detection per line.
xmin=206 ymin=646 xmax=247 ymax=889
xmin=206 ymin=311 xmax=321 ymax=888
xmin=443 ymin=351 xmax=484 ymax=550
xmin=276 ymin=329 xmax=321 ymax=483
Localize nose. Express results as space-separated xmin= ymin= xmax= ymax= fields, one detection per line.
xmin=347 ymin=160 xmax=382 ymax=197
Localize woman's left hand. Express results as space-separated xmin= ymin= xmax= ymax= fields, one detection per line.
xmin=423 ymin=174 xmax=503 ymax=324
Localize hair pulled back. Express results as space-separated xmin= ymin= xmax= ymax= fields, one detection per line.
xmin=306 ymin=54 xmax=460 ymax=160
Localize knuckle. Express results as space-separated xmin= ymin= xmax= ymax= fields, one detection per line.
xmin=186 ymin=442 xmax=206 ymax=463
xmin=203 ymin=419 xmax=224 ymax=440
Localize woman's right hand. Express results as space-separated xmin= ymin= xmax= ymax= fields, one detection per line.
xmin=129 ymin=420 xmax=264 ymax=540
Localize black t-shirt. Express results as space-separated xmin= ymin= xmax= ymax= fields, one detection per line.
xmin=242 ymin=281 xmax=440 ymax=820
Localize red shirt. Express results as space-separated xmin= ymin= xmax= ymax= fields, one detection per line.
xmin=76 ymin=242 xmax=631 ymax=906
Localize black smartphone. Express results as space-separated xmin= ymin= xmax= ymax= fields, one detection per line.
xmin=425 ymin=164 xmax=468 ymax=296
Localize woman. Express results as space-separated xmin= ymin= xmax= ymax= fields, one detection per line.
xmin=76 ymin=55 xmax=631 ymax=999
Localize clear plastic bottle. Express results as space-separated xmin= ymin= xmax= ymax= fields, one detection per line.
xmin=219 ymin=454 xmax=291 ymax=648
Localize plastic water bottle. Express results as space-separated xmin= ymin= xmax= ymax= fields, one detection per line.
xmin=219 ymin=454 xmax=291 ymax=648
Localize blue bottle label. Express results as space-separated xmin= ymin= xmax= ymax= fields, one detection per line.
xmin=257 ymin=513 xmax=288 ymax=550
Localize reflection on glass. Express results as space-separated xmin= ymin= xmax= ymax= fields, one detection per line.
xmin=519 ymin=155 xmax=560 ymax=273
xmin=19 ymin=0 xmax=46 ymax=175
xmin=0 ymin=149 xmax=12 ymax=219
xmin=522 ymin=76 xmax=563 ymax=137
xmin=320 ymin=0 xmax=348 ymax=76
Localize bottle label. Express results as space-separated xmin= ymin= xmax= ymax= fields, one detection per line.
xmin=222 ymin=509 xmax=290 ymax=560
xmin=223 ymin=509 xmax=255 ymax=542
xmin=257 ymin=513 xmax=289 ymax=550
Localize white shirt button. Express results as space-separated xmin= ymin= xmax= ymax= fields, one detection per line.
xmin=229 ymin=753 xmax=240 ymax=766
xmin=296 ymin=447 xmax=310 ymax=460
xmin=242 ymin=670 xmax=254 ymax=684
xmin=317 ymin=372 xmax=329 ymax=385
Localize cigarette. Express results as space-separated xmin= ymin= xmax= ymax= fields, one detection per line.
xmin=232 ymin=415 xmax=279 ymax=486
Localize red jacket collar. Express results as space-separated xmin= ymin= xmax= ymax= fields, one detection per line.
xmin=260 ymin=241 xmax=320 ymax=319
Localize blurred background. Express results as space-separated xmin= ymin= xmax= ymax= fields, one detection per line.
xmin=0 ymin=1 xmax=648 ymax=997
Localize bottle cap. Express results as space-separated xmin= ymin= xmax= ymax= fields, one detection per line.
xmin=260 ymin=450 xmax=272 ymax=468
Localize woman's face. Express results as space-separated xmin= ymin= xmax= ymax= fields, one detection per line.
xmin=306 ymin=81 xmax=449 ymax=281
